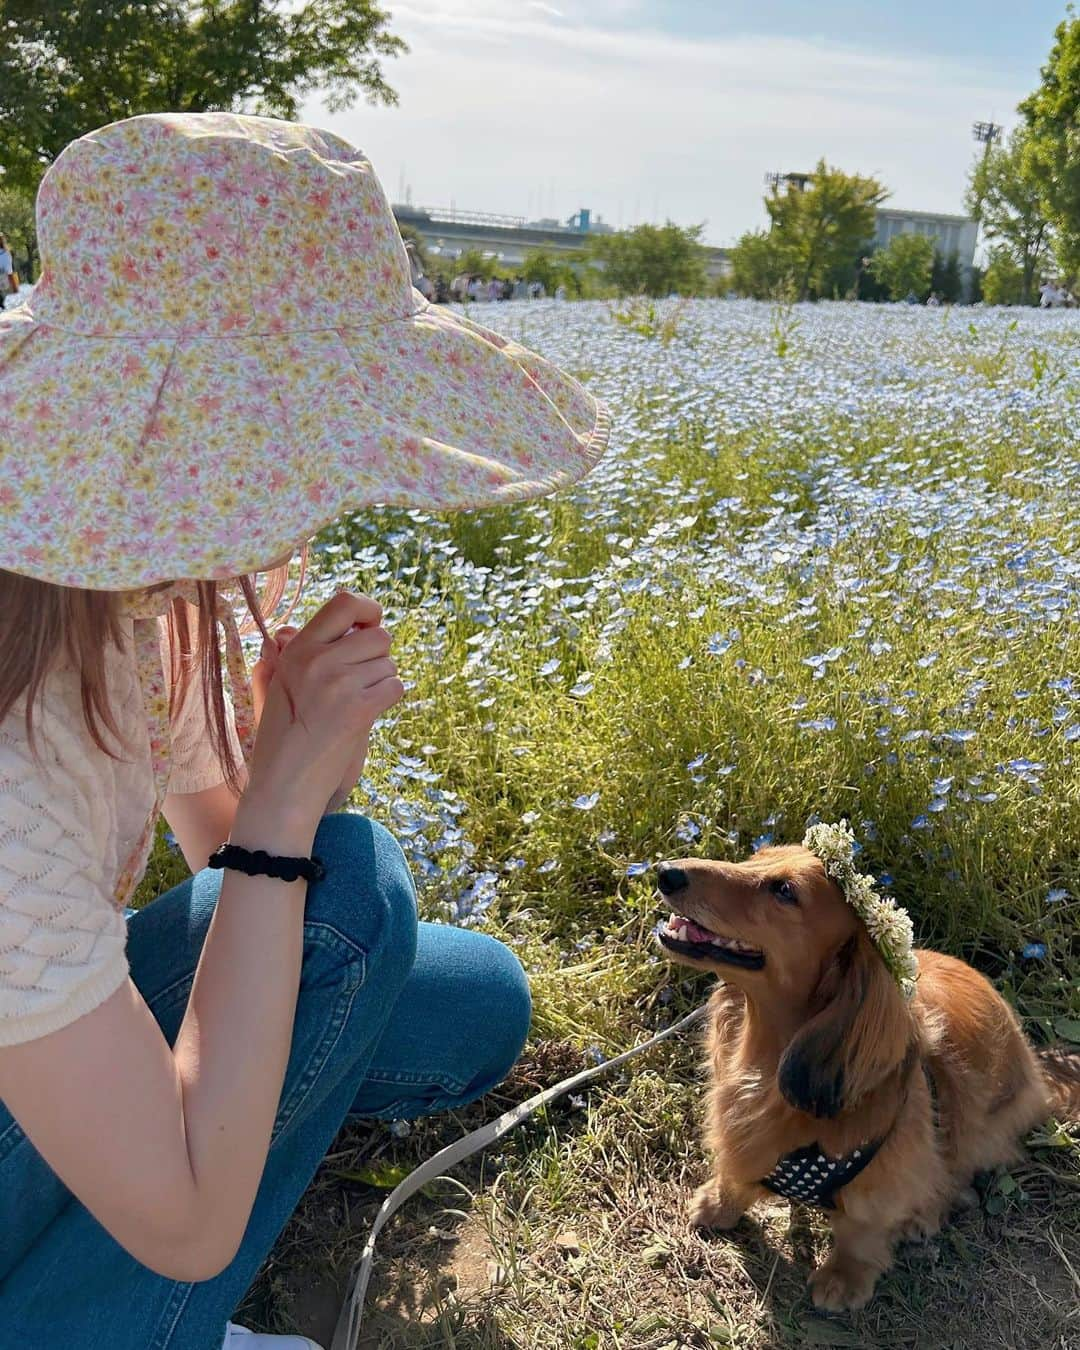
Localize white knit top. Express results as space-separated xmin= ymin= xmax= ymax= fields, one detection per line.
xmin=0 ymin=618 xmax=240 ymax=1047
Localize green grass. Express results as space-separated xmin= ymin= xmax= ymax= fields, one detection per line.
xmin=134 ymin=302 xmax=1080 ymax=1347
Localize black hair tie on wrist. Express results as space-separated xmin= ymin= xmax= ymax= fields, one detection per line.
xmin=207 ymin=843 xmax=326 ymax=884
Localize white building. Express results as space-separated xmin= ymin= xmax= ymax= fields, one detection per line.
xmin=874 ymin=208 xmax=978 ymax=280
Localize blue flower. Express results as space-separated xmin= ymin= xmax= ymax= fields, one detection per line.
xmin=626 ymin=861 xmax=651 ymax=877
xmin=1022 ymin=942 xmax=1047 ymax=961
xmin=573 ymin=792 xmax=600 ymax=811
xmin=1046 ymin=888 xmax=1069 ymax=904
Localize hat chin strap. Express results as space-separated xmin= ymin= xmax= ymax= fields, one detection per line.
xmin=115 ymin=583 xmax=256 ymax=908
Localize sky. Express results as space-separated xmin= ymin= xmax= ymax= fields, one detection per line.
xmin=302 ymin=0 xmax=1071 ymax=246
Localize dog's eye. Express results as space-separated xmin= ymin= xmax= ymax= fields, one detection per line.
xmin=771 ymin=879 xmax=799 ymax=905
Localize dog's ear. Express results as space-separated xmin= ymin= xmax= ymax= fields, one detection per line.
xmin=778 ymin=930 xmax=911 ymax=1119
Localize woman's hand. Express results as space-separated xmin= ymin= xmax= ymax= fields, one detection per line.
xmin=245 ymin=592 xmax=402 ymax=828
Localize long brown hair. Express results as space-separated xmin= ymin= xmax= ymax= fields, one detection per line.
xmin=0 ymin=558 xmax=304 ymax=794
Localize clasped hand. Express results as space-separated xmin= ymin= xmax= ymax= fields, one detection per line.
xmin=246 ymin=591 xmax=403 ymax=822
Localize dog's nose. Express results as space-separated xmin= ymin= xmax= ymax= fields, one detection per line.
xmin=656 ymin=862 xmax=689 ymax=896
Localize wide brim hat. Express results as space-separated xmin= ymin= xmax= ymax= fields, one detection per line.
xmin=0 ymin=113 xmax=609 ymax=591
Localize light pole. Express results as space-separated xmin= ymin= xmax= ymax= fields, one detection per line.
xmin=764 ymin=171 xmax=812 ymax=193
xmin=969 ymin=121 xmax=1004 ymax=244
xmin=972 ymin=121 xmax=1003 ymax=161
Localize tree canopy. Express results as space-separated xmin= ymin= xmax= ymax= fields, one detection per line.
xmin=981 ymin=249 xmax=1027 ymax=306
xmin=868 ymin=233 xmax=935 ymax=301
xmin=0 ymin=187 xmax=38 ymax=278
xmin=727 ymin=228 xmax=796 ymax=300
xmin=1021 ymin=12 xmax=1080 ymax=283
xmin=728 ymin=160 xmax=887 ymax=301
xmin=0 ymin=0 xmax=406 ymax=192
xmin=765 ymin=160 xmax=888 ymax=301
xmin=965 ymin=128 xmax=1050 ymax=305
xmin=587 ymin=222 xmax=708 ymax=298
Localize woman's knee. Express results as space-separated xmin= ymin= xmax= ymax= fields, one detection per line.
xmin=306 ymin=813 xmax=418 ymax=990
xmin=456 ymin=931 xmax=532 ymax=1096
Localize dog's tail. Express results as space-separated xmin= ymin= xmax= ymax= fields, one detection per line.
xmin=1038 ymin=1045 xmax=1080 ymax=1120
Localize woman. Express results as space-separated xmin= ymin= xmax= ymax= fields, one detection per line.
xmin=0 ymin=113 xmax=608 ymax=1349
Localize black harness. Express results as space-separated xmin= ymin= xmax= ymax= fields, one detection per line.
xmin=760 ymin=1139 xmax=881 ymax=1210
xmin=758 ymin=1057 xmax=937 ymax=1211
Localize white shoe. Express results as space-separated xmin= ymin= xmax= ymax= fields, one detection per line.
xmin=223 ymin=1322 xmax=325 ymax=1350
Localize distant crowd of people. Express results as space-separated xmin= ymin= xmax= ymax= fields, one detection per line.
xmin=406 ymin=244 xmax=564 ymax=305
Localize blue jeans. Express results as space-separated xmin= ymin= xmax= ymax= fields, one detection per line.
xmin=0 ymin=815 xmax=531 ymax=1348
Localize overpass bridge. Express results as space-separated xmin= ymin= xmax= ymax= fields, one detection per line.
xmin=392 ymin=204 xmax=729 ymax=282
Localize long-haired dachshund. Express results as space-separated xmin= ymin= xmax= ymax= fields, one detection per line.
xmin=655 ymin=844 xmax=1080 ymax=1312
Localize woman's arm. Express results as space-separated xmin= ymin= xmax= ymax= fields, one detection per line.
xmin=0 ymin=796 xmax=313 ymax=1281
xmin=164 ymin=781 xmax=241 ymax=874
xmin=0 ymin=593 xmax=402 ymax=1281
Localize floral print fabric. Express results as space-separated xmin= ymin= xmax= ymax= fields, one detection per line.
xmin=0 ymin=113 xmax=609 ymax=591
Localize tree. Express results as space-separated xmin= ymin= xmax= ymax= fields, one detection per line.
xmin=0 ymin=0 xmax=406 ymax=192
xmin=931 ymin=251 xmax=963 ymax=304
xmin=765 ymin=160 xmax=889 ymax=301
xmin=982 ymin=249 xmax=1026 ymax=305
xmin=1021 ymin=13 xmax=1080 ymax=283
xmin=521 ymin=248 xmax=566 ymax=295
xmin=587 ymin=222 xmax=708 ymax=297
xmin=0 ymin=188 xmax=38 ymax=281
xmin=965 ymin=127 xmax=1050 ymax=305
xmin=868 ymin=233 xmax=935 ymax=301
xmin=452 ymin=248 xmax=499 ymax=279
xmin=727 ymin=229 xmax=796 ymax=299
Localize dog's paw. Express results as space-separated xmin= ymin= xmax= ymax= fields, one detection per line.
xmin=689 ymin=1182 xmax=745 ymax=1231
xmin=895 ymin=1211 xmax=942 ymax=1245
xmin=809 ymin=1258 xmax=878 ymax=1313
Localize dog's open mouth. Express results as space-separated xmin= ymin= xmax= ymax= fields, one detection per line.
xmin=656 ymin=914 xmax=765 ymax=969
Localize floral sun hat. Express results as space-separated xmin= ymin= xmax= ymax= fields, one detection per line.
xmin=0 ymin=112 xmax=610 ymax=591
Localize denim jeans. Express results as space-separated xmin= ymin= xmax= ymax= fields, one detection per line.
xmin=0 ymin=814 xmax=531 ymax=1348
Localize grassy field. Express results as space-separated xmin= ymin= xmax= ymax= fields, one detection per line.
xmin=141 ymin=298 xmax=1080 ymax=1348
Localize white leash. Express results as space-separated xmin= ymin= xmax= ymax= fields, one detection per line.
xmin=330 ymin=1002 xmax=709 ymax=1350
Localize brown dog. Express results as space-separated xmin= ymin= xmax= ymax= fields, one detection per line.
xmin=655 ymin=844 xmax=1080 ymax=1312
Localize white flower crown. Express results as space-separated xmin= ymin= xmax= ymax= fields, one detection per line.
xmin=802 ymin=821 xmax=919 ymax=1000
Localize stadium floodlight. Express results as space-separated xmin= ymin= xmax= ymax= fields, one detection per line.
xmin=764 ymin=171 xmax=813 ymax=192
xmin=972 ymin=121 xmax=1003 ymax=146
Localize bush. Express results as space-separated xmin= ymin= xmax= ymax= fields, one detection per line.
xmin=869 ymin=233 xmax=936 ymax=301
xmin=983 ymin=250 xmax=1027 ymax=306
xmin=727 ymin=229 xmax=795 ymax=299
xmin=588 ymin=223 xmax=708 ymax=298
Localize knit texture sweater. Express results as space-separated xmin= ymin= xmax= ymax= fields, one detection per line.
xmin=0 ymin=619 xmax=238 ymax=1046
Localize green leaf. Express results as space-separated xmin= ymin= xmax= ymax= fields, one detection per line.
xmin=332 ymin=1163 xmax=414 ymax=1189
xmin=997 ymin=1173 xmax=1018 ymax=1196
xmin=1054 ymin=1017 xmax=1080 ymax=1044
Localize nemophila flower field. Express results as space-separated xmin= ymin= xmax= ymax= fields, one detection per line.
xmin=308 ymin=299 xmax=1080 ymax=1029
xmin=141 ymin=299 xmax=1079 ymax=1348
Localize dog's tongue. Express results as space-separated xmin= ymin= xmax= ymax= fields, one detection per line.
xmin=683 ymin=919 xmax=717 ymax=943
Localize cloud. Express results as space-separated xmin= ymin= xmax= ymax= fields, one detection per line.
xmin=303 ymin=3 xmax=1025 ymax=243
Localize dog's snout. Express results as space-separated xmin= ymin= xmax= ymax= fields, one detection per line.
xmin=656 ymin=862 xmax=689 ymax=896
